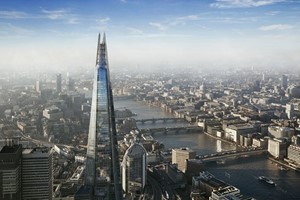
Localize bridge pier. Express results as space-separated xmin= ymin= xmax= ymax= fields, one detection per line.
xmin=163 ymin=129 xmax=167 ymax=134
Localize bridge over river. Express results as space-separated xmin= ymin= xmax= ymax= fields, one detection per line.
xmin=199 ymin=148 xmax=267 ymax=162
xmin=139 ymin=126 xmax=202 ymax=135
xmin=135 ymin=117 xmax=186 ymax=124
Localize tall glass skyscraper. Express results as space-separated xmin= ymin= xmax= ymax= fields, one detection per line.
xmin=75 ymin=34 xmax=122 ymax=200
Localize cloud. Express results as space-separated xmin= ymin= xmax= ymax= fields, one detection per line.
xmin=211 ymin=0 xmax=285 ymax=8
xmin=259 ymin=24 xmax=294 ymax=31
xmin=0 ymin=23 xmax=34 ymax=37
xmin=127 ymin=27 xmax=143 ymax=35
xmin=0 ymin=11 xmax=28 ymax=19
xmin=150 ymin=14 xmax=201 ymax=30
xmin=42 ymin=9 xmax=67 ymax=20
xmin=149 ymin=22 xmax=167 ymax=30
xmin=170 ymin=15 xmax=201 ymax=26
xmin=120 ymin=0 xmax=127 ymax=2
xmin=265 ymin=11 xmax=280 ymax=16
xmin=97 ymin=17 xmax=110 ymax=24
xmin=67 ymin=18 xmax=79 ymax=24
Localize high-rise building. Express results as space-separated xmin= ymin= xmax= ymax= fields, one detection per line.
xmin=75 ymin=34 xmax=122 ymax=199
xmin=56 ymin=73 xmax=62 ymax=93
xmin=281 ymin=75 xmax=288 ymax=89
xmin=66 ymin=72 xmax=75 ymax=91
xmin=22 ymin=147 xmax=54 ymax=200
xmin=121 ymin=143 xmax=147 ymax=194
xmin=0 ymin=142 xmax=22 ymax=200
xmin=36 ymin=80 xmax=42 ymax=92
xmin=286 ymin=103 xmax=294 ymax=119
xmin=0 ymin=140 xmax=53 ymax=200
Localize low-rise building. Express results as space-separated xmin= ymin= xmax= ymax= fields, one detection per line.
xmin=252 ymin=138 xmax=268 ymax=148
xmin=287 ymin=145 xmax=300 ymax=167
xmin=172 ymin=148 xmax=196 ymax=172
xmin=268 ymin=126 xmax=294 ymax=138
xmin=209 ymin=186 xmax=241 ymax=200
xmin=43 ymin=105 xmax=63 ymax=121
xmin=268 ymin=138 xmax=287 ymax=159
xmin=225 ymin=124 xmax=255 ymax=143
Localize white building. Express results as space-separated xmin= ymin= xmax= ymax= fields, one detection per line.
xmin=121 ymin=143 xmax=147 ymax=194
xmin=43 ymin=105 xmax=63 ymax=120
xmin=287 ymin=145 xmax=300 ymax=167
xmin=209 ymin=186 xmax=241 ymax=200
xmin=268 ymin=138 xmax=287 ymax=159
xmin=268 ymin=126 xmax=294 ymax=138
xmin=225 ymin=124 xmax=254 ymax=143
xmin=252 ymin=138 xmax=268 ymax=148
xmin=286 ymin=104 xmax=295 ymax=119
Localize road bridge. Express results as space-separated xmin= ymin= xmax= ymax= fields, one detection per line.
xmin=200 ymin=149 xmax=267 ymax=162
xmin=139 ymin=126 xmax=202 ymax=135
xmin=135 ymin=118 xmax=186 ymax=124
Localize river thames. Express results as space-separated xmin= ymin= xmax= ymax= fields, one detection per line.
xmin=115 ymin=100 xmax=300 ymax=200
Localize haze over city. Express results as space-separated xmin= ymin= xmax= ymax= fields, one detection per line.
xmin=2 ymin=1 xmax=300 ymax=200
xmin=1 ymin=0 xmax=300 ymax=72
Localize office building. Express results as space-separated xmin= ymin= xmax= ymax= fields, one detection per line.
xmin=225 ymin=124 xmax=254 ymax=143
xmin=268 ymin=126 xmax=294 ymax=138
xmin=121 ymin=143 xmax=147 ymax=194
xmin=0 ymin=143 xmax=22 ymax=200
xmin=287 ymin=145 xmax=300 ymax=167
xmin=286 ymin=103 xmax=295 ymax=119
xmin=75 ymin=34 xmax=122 ymax=199
xmin=0 ymin=140 xmax=53 ymax=200
xmin=36 ymin=80 xmax=42 ymax=93
xmin=22 ymin=147 xmax=54 ymax=200
xmin=281 ymin=75 xmax=288 ymax=89
xmin=56 ymin=73 xmax=62 ymax=93
xmin=172 ymin=148 xmax=196 ymax=172
xmin=268 ymin=138 xmax=287 ymax=159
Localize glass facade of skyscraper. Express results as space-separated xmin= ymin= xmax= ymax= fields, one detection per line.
xmin=76 ymin=34 xmax=122 ymax=200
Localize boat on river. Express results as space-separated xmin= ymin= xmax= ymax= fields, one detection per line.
xmin=258 ymin=176 xmax=275 ymax=186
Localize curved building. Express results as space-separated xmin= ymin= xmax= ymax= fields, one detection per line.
xmin=121 ymin=143 xmax=147 ymax=194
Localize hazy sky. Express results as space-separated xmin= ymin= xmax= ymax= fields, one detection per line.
xmin=0 ymin=0 xmax=300 ymax=72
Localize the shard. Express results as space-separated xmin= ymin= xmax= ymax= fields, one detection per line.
xmin=75 ymin=34 xmax=122 ymax=200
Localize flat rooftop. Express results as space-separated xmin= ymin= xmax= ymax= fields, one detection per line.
xmin=0 ymin=145 xmax=21 ymax=154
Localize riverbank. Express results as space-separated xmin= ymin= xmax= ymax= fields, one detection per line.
xmin=268 ymin=156 xmax=299 ymax=172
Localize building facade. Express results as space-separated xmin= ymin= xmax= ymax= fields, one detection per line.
xmin=76 ymin=34 xmax=122 ymax=200
xmin=172 ymin=148 xmax=196 ymax=172
xmin=287 ymin=145 xmax=300 ymax=167
xmin=22 ymin=147 xmax=54 ymax=200
xmin=0 ymin=144 xmax=22 ymax=200
xmin=56 ymin=73 xmax=62 ymax=93
xmin=0 ymin=141 xmax=53 ymax=200
xmin=268 ymin=138 xmax=287 ymax=159
xmin=121 ymin=143 xmax=147 ymax=194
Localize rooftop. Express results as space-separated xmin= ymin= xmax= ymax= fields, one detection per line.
xmin=0 ymin=145 xmax=21 ymax=154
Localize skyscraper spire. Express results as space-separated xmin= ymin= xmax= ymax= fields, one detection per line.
xmin=75 ymin=33 xmax=122 ymax=200
xmin=102 ymin=32 xmax=106 ymax=45
xmin=95 ymin=33 xmax=101 ymax=66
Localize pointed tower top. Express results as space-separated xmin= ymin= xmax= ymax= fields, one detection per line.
xmin=95 ymin=33 xmax=101 ymax=66
xmin=102 ymin=32 xmax=106 ymax=44
xmin=97 ymin=33 xmax=101 ymax=44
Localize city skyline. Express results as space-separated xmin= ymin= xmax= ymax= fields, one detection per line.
xmin=0 ymin=0 xmax=300 ymax=72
